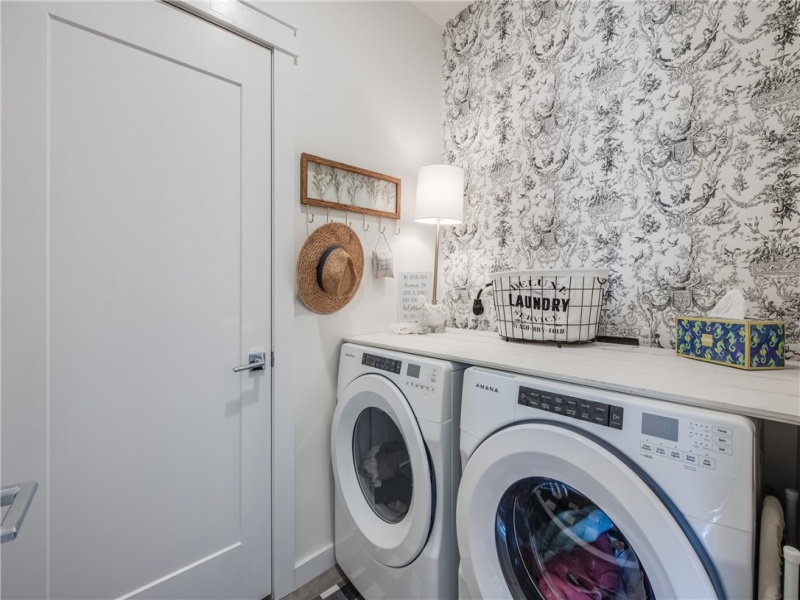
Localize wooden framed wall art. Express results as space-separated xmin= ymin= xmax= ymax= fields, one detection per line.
xmin=301 ymin=153 xmax=401 ymax=219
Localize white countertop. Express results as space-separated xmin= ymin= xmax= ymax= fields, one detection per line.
xmin=344 ymin=328 xmax=800 ymax=425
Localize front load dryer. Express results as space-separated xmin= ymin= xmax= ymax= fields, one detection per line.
xmin=333 ymin=343 xmax=467 ymax=600
xmin=457 ymin=366 xmax=758 ymax=600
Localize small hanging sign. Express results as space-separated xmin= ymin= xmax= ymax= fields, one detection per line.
xmin=397 ymin=272 xmax=432 ymax=323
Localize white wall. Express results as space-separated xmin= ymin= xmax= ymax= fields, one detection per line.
xmin=260 ymin=1 xmax=444 ymax=583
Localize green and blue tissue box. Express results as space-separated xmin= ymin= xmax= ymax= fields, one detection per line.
xmin=676 ymin=316 xmax=785 ymax=370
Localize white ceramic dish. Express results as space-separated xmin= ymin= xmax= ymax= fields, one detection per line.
xmin=388 ymin=322 xmax=417 ymax=335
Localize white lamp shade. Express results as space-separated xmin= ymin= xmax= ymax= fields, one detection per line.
xmin=414 ymin=164 xmax=464 ymax=225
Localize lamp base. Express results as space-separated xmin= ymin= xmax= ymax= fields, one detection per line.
xmin=417 ymin=302 xmax=448 ymax=335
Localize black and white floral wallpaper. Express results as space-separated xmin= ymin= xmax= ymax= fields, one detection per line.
xmin=440 ymin=0 xmax=800 ymax=353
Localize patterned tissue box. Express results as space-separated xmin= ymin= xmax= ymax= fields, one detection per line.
xmin=676 ymin=316 xmax=785 ymax=370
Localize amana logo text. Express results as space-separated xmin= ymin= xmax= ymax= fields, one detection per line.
xmin=475 ymin=382 xmax=499 ymax=393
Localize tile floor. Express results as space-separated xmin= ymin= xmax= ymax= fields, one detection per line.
xmin=277 ymin=566 xmax=362 ymax=600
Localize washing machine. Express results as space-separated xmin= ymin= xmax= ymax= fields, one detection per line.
xmin=332 ymin=343 xmax=467 ymax=599
xmin=457 ymin=366 xmax=759 ymax=600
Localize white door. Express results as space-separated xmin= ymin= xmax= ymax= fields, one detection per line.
xmin=1 ymin=3 xmax=272 ymax=599
xmin=457 ymin=423 xmax=721 ymax=600
xmin=331 ymin=375 xmax=433 ymax=567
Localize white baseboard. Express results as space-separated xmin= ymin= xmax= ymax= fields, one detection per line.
xmin=294 ymin=543 xmax=336 ymax=590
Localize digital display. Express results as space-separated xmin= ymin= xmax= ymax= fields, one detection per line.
xmin=641 ymin=412 xmax=679 ymax=442
xmin=407 ymin=364 xmax=421 ymax=378
xmin=361 ymin=353 xmax=401 ymax=374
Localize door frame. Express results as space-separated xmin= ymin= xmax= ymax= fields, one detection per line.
xmin=0 ymin=2 xmax=297 ymax=599
xmin=162 ymin=4 xmax=299 ymax=598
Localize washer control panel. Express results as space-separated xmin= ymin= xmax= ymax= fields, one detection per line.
xmin=361 ymin=352 xmax=439 ymax=393
xmin=513 ymin=380 xmax=739 ymax=477
xmin=639 ymin=414 xmax=736 ymax=474
xmin=518 ymin=386 xmax=624 ymax=430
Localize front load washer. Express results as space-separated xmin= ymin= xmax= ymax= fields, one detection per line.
xmin=457 ymin=366 xmax=759 ymax=600
xmin=333 ymin=343 xmax=467 ymax=599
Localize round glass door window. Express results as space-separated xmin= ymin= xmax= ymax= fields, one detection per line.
xmin=496 ymin=477 xmax=654 ymax=600
xmin=352 ymin=407 xmax=413 ymax=523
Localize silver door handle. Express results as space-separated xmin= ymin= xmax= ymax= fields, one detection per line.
xmin=232 ymin=352 xmax=266 ymax=372
xmin=1 ymin=481 xmax=38 ymax=544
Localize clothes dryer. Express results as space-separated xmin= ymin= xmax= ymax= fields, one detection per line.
xmin=457 ymin=366 xmax=759 ymax=600
xmin=333 ymin=343 xmax=466 ymax=599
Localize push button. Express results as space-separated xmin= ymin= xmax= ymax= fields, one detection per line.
xmin=578 ymin=400 xmax=592 ymax=421
xmin=700 ymin=456 xmax=716 ymax=469
xmin=564 ymin=398 xmax=579 ymax=418
xmin=713 ymin=426 xmax=733 ymax=437
xmin=592 ymin=403 xmax=609 ymax=426
xmin=552 ymin=397 xmax=565 ymax=415
xmin=713 ymin=444 xmax=733 ymax=455
xmin=655 ymin=445 xmax=667 ymax=456
xmin=713 ymin=435 xmax=732 ymax=446
xmin=684 ymin=453 xmax=698 ymax=465
xmin=528 ymin=393 xmax=542 ymax=409
xmin=640 ymin=441 xmax=654 ymax=453
xmin=669 ymin=449 xmax=683 ymax=461
xmin=609 ymin=406 xmax=624 ymax=430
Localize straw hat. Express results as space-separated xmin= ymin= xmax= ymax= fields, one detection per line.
xmin=296 ymin=222 xmax=364 ymax=314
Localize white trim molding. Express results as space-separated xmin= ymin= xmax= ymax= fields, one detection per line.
xmin=293 ymin=543 xmax=336 ymax=591
xmin=166 ymin=0 xmax=298 ymax=58
xmin=271 ymin=48 xmax=298 ymax=600
xmin=165 ymin=2 xmax=298 ymax=598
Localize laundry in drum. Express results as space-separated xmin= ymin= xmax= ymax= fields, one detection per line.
xmin=532 ymin=502 xmax=650 ymax=599
xmin=498 ymin=478 xmax=652 ymax=599
xmin=358 ymin=440 xmax=412 ymax=513
xmin=537 ymin=506 xmax=614 ymax=562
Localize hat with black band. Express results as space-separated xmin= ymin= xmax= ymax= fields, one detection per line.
xmin=296 ymin=222 xmax=364 ymax=314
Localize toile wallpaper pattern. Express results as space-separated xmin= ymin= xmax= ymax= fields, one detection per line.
xmin=440 ymin=0 xmax=800 ymax=354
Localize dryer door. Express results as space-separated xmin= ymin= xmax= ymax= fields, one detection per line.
xmin=332 ymin=374 xmax=433 ymax=568
xmin=457 ymin=423 xmax=723 ymax=600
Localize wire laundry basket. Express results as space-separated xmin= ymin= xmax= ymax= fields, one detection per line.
xmin=489 ymin=269 xmax=609 ymax=343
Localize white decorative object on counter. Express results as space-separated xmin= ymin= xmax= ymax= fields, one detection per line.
xmin=417 ymin=302 xmax=448 ymax=335
xmin=388 ymin=322 xmax=417 ymax=335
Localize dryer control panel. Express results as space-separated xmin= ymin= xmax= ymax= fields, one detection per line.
xmin=361 ymin=352 xmax=440 ymax=394
xmin=362 ymin=352 xmax=402 ymax=374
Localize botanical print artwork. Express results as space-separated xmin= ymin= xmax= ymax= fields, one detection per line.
xmin=308 ymin=161 xmax=398 ymax=212
xmin=441 ymin=0 xmax=800 ymax=355
xmin=300 ymin=153 xmax=401 ymax=220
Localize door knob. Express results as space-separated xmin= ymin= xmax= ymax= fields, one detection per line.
xmin=1 ymin=481 xmax=38 ymax=543
xmin=233 ymin=352 xmax=267 ymax=372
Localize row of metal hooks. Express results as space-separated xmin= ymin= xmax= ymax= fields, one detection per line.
xmin=306 ymin=206 xmax=401 ymax=237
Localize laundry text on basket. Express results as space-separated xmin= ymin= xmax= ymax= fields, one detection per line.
xmin=508 ymin=294 xmax=571 ymax=312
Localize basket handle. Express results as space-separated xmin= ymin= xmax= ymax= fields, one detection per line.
xmin=472 ymin=282 xmax=493 ymax=316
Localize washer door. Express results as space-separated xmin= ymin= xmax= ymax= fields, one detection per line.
xmin=332 ymin=374 xmax=433 ymax=568
xmin=457 ymin=423 xmax=722 ymax=600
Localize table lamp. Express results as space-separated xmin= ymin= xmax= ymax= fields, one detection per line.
xmin=414 ymin=164 xmax=464 ymax=332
